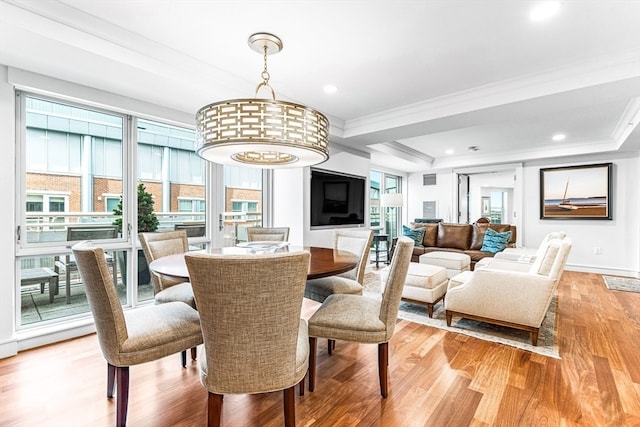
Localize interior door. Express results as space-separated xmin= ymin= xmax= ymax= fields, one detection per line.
xmin=458 ymin=174 xmax=470 ymax=224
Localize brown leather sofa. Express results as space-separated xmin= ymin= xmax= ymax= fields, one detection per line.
xmin=393 ymin=222 xmax=517 ymax=270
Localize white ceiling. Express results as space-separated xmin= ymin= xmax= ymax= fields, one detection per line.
xmin=1 ymin=0 xmax=639 ymax=173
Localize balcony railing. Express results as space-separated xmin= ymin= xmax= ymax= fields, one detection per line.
xmin=24 ymin=211 xmax=261 ymax=244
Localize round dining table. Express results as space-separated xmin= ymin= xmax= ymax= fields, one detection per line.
xmin=149 ymin=245 xmax=360 ymax=281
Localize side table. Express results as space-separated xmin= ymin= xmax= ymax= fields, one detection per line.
xmin=20 ymin=267 xmax=59 ymax=303
xmin=372 ymin=234 xmax=390 ymax=268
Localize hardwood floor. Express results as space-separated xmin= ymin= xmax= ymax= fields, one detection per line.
xmin=1 ymin=271 xmax=639 ymax=426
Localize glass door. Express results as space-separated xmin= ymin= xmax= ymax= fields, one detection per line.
xmin=220 ymin=166 xmax=264 ymax=247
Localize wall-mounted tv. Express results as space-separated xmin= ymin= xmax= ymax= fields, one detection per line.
xmin=310 ymin=168 xmax=366 ymax=228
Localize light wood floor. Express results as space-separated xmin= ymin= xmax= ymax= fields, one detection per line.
xmin=1 ymin=270 xmax=639 ymax=426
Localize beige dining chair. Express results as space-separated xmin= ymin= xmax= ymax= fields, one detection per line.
xmin=139 ymin=230 xmax=196 ymax=308
xmin=185 ymin=250 xmax=310 ymax=427
xmin=174 ymin=222 xmax=206 ymax=237
xmin=72 ymin=241 xmax=203 ymax=427
xmin=304 ymin=229 xmax=374 ymax=303
xmin=307 ymin=236 xmax=414 ymax=398
xmin=246 ymin=226 xmax=290 ymax=242
xmin=54 ymin=225 xmax=119 ymax=303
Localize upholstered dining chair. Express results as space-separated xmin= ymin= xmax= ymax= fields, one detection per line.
xmin=304 ymin=229 xmax=374 ymax=303
xmin=307 ymin=236 xmax=414 ymax=398
xmin=185 ymin=250 xmax=310 ymax=427
xmin=72 ymin=241 xmax=203 ymax=427
xmin=139 ymin=230 xmax=196 ymax=308
xmin=246 ymin=226 xmax=290 ymax=242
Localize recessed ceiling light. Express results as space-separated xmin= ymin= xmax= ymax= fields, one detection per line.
xmin=323 ymin=84 xmax=337 ymax=94
xmin=467 ymin=146 xmax=479 ymax=152
xmin=552 ymin=133 xmax=566 ymax=141
xmin=530 ymin=1 xmax=561 ymax=22
xmin=445 ymin=149 xmax=454 ymax=155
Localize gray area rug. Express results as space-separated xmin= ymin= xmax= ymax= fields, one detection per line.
xmin=364 ymin=271 xmax=560 ymax=359
xmin=603 ymin=275 xmax=640 ymax=293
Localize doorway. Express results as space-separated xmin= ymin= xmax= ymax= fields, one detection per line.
xmin=454 ymin=165 xmax=522 ymax=242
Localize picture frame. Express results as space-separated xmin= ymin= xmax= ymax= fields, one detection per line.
xmin=539 ymin=163 xmax=612 ymax=220
xmin=481 ymin=197 xmax=491 ymax=216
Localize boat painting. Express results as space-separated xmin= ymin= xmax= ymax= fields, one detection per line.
xmin=540 ymin=163 xmax=612 ymax=220
xmin=558 ymin=179 xmax=578 ymax=210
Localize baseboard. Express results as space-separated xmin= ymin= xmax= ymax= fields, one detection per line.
xmin=565 ymin=263 xmax=640 ymax=278
xmin=0 ymin=339 xmax=18 ymax=359
xmin=15 ymin=319 xmax=96 ymax=354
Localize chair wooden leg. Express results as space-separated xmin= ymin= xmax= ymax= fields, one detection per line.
xmin=191 ymin=347 xmax=197 ymax=361
xmin=308 ymin=337 xmax=317 ymax=392
xmin=328 ymin=339 xmax=335 ymax=355
xmin=445 ymin=311 xmax=453 ymax=326
xmin=107 ymin=363 xmax=116 ymax=398
xmin=378 ymin=342 xmax=389 ymax=398
xmin=181 ymin=350 xmax=187 ymax=367
xmin=115 ymin=366 xmax=129 ymax=427
xmin=299 ymin=376 xmax=305 ymax=396
xmin=207 ymin=392 xmax=223 ymax=427
xmin=283 ymin=386 xmax=296 ymax=427
xmin=531 ymin=329 xmax=539 ymax=346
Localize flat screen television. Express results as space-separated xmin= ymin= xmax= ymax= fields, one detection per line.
xmin=310 ymin=168 xmax=366 ymax=228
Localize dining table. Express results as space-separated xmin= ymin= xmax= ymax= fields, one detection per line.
xmin=148 ymin=245 xmax=360 ymax=282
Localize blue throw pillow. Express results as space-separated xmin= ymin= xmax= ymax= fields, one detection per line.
xmin=481 ymin=228 xmax=512 ymax=253
xmin=402 ymin=225 xmax=425 ymax=246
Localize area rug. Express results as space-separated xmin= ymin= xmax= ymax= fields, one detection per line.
xmin=364 ymin=271 xmax=560 ymax=359
xmin=603 ymin=275 xmax=640 ymax=293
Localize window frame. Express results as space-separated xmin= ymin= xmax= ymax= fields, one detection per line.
xmin=16 ymin=90 xmax=130 ymax=251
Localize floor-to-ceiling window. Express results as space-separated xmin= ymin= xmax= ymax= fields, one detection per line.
xmin=383 ymin=174 xmax=402 ymax=239
xmin=369 ymin=170 xmax=402 ymax=268
xmin=370 ymin=170 xmax=382 ymax=231
xmin=370 ymin=170 xmax=403 ymax=239
xmin=15 ymin=92 xmax=206 ymax=327
xmin=223 ymin=166 xmax=263 ymax=246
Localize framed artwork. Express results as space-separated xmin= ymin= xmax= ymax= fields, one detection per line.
xmin=481 ymin=197 xmax=491 ymax=216
xmin=540 ymin=163 xmax=612 ymax=220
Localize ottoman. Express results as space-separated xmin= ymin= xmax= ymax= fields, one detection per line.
xmin=419 ymin=251 xmax=471 ymax=278
xmin=382 ymin=262 xmax=448 ymax=318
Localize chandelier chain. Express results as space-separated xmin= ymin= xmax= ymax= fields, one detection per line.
xmin=255 ymin=44 xmax=276 ymax=100
xmin=261 ymin=45 xmax=270 ymax=84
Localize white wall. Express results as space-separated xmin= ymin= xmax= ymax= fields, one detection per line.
xmin=407 ymin=153 xmax=640 ymax=277
xmin=0 ymin=66 xmax=17 ymax=358
xmin=408 ymin=170 xmax=455 ymax=223
xmin=273 ymin=168 xmax=304 ymax=246
xmin=520 ymin=154 xmax=639 ymax=276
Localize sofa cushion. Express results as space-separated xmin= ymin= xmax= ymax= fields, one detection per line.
xmin=481 ymin=228 xmax=512 ymax=253
xmin=470 ymin=224 xmax=515 ymax=250
xmin=437 ymin=223 xmax=472 ymax=251
xmin=470 ymin=224 xmax=489 ymax=250
xmin=412 ymin=223 xmax=438 ymax=247
xmin=402 ymin=225 xmax=426 ymax=246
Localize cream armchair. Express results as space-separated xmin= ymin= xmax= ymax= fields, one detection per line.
xmin=493 ymin=231 xmax=566 ymax=263
xmin=445 ymin=237 xmax=572 ymax=345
